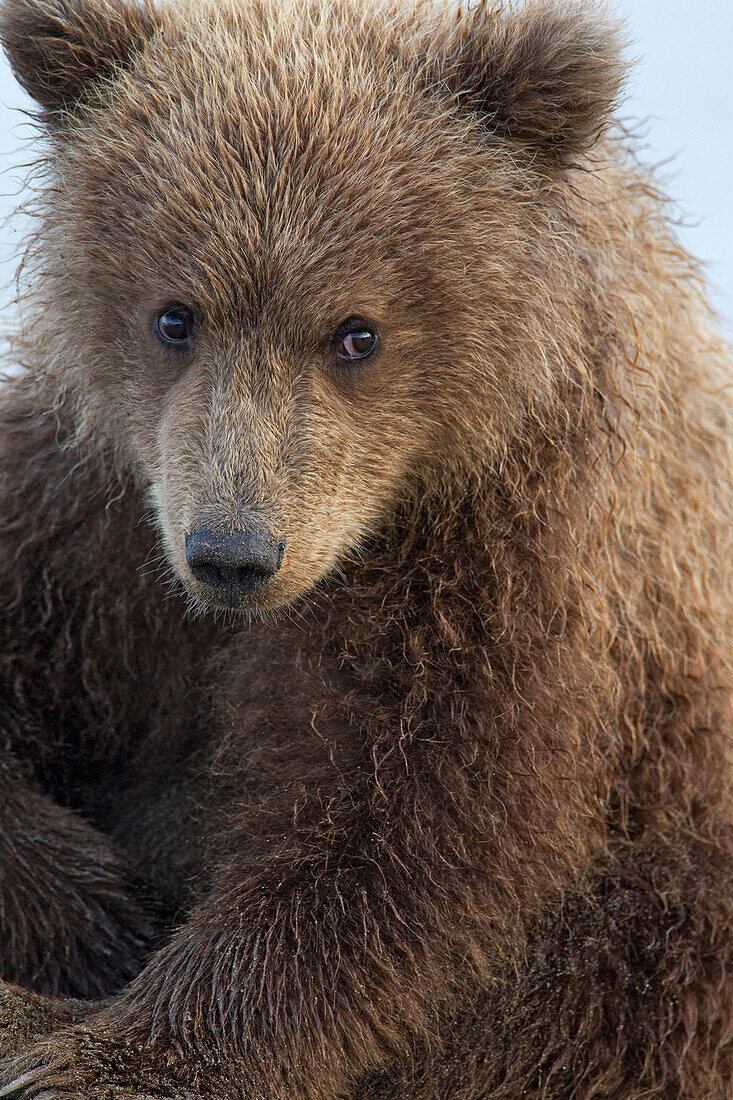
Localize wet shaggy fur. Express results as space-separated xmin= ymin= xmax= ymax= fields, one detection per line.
xmin=0 ymin=0 xmax=731 ymax=1096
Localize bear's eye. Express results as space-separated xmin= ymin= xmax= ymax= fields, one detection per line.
xmin=154 ymin=306 xmax=196 ymax=349
xmin=334 ymin=320 xmax=379 ymax=362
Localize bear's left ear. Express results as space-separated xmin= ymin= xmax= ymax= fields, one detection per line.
xmin=0 ymin=0 xmax=160 ymax=118
xmin=434 ymin=0 xmax=627 ymax=165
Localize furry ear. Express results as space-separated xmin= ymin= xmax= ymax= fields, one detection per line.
xmin=0 ymin=0 xmax=159 ymax=115
xmin=438 ymin=0 xmax=626 ymax=163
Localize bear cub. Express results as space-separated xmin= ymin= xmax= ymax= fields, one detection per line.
xmin=0 ymin=0 xmax=732 ymax=1097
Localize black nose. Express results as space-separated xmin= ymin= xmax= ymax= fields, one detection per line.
xmin=185 ymin=524 xmax=285 ymax=598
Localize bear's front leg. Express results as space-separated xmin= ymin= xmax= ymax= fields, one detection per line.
xmin=0 ymin=767 xmax=506 ymax=1100
xmin=0 ymin=758 xmax=162 ymax=1003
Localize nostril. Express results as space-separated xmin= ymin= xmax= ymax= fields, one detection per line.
xmin=234 ymin=565 xmax=268 ymax=589
xmin=189 ymin=559 xmax=225 ymax=589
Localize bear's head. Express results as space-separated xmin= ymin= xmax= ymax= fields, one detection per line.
xmin=1 ymin=0 xmax=624 ymax=612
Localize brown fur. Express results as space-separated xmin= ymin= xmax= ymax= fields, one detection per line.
xmin=0 ymin=0 xmax=731 ymax=1096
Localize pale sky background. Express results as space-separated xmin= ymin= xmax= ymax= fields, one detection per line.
xmin=0 ymin=0 xmax=730 ymax=334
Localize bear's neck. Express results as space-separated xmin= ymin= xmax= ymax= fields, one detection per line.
xmin=311 ymin=447 xmax=600 ymax=720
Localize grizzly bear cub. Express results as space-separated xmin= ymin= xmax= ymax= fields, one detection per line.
xmin=0 ymin=0 xmax=731 ymax=1096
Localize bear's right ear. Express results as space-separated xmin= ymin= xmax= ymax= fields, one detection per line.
xmin=0 ymin=0 xmax=159 ymax=117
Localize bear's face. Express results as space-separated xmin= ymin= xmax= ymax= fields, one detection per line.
xmin=2 ymin=0 xmax=624 ymax=612
xmin=49 ymin=28 xmax=508 ymax=612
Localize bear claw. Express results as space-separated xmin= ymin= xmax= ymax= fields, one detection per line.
xmin=0 ymin=1073 xmax=44 ymax=1098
